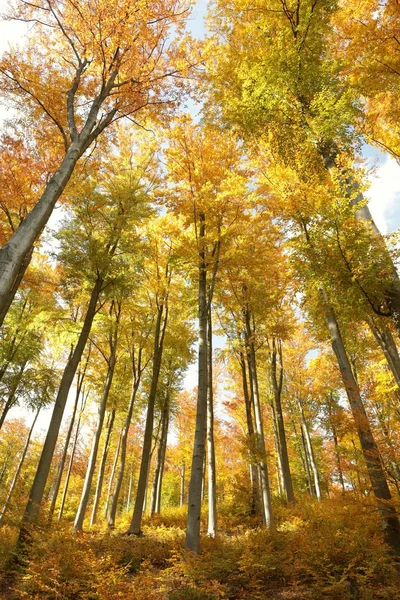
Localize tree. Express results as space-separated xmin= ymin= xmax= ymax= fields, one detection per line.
xmin=0 ymin=0 xmax=193 ymax=320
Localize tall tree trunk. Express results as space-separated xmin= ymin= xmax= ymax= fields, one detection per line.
xmin=58 ymin=388 xmax=88 ymax=520
xmin=186 ymin=214 xmax=208 ymax=552
xmin=0 ymin=141 xmax=88 ymax=323
xmin=150 ymin=399 xmax=169 ymax=516
xmin=299 ymin=402 xmax=321 ymax=500
xmin=207 ymin=306 xmax=217 ymax=537
xmin=326 ymin=394 xmax=345 ymax=492
xmin=180 ymin=463 xmax=185 ymax=507
xmin=90 ymin=408 xmax=115 ymax=526
xmin=48 ymin=366 xmax=87 ymax=520
xmin=104 ymin=430 xmax=122 ymax=519
xmin=369 ymin=319 xmax=400 ymax=392
xmin=321 ymin=291 xmax=400 ymax=553
xmin=0 ymin=361 xmax=28 ymax=429
xmin=108 ymin=360 xmax=142 ymax=528
xmin=239 ymin=350 xmax=259 ymax=515
xmin=19 ymin=277 xmax=102 ymax=537
xmin=73 ymin=327 xmax=118 ymax=532
xmin=128 ymin=300 xmax=168 ymax=535
xmin=270 ymin=337 xmax=294 ymax=503
xmin=0 ymin=406 xmax=40 ymax=525
xmin=244 ymin=309 xmax=273 ymax=529
xmin=108 ymin=380 xmax=140 ymax=527
xmin=0 ymin=247 xmax=33 ymax=328
xmin=126 ymin=470 xmax=133 ymax=513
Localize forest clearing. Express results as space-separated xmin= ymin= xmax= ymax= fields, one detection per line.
xmin=1 ymin=0 xmax=400 ymax=598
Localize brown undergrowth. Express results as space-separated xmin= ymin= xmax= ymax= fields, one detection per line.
xmin=1 ymin=496 xmax=399 ymax=600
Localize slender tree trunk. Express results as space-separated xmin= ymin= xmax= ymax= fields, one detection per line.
xmin=104 ymin=430 xmax=122 ymax=519
xmin=207 ymin=307 xmax=217 ymax=537
xmin=180 ymin=463 xmax=185 ymax=507
xmin=0 ymin=361 xmax=28 ymax=429
xmin=244 ymin=309 xmax=273 ymax=529
xmin=155 ymin=409 xmax=168 ymax=514
xmin=321 ymin=291 xmax=400 ymax=553
xmin=270 ymin=337 xmax=294 ymax=503
xmin=108 ymin=377 xmax=141 ymax=527
xmin=369 ymin=319 xmax=400 ymax=392
xmin=19 ymin=278 xmax=102 ymax=537
xmin=239 ymin=351 xmax=259 ymax=515
xmin=150 ymin=400 xmax=169 ymax=516
xmin=299 ymin=403 xmax=321 ymax=500
xmin=0 ymin=141 xmax=88 ymax=322
xmin=128 ymin=300 xmax=168 ymax=535
xmin=58 ymin=389 xmax=88 ymax=520
xmin=90 ymin=408 xmax=115 ymax=526
xmin=0 ymin=247 xmax=34 ymax=328
xmin=48 ymin=379 xmax=82 ymax=520
xmin=126 ymin=470 xmax=133 ymax=513
xmin=0 ymin=406 xmax=40 ymax=524
xmin=73 ymin=333 xmax=118 ymax=532
xmin=186 ymin=214 xmax=208 ymax=552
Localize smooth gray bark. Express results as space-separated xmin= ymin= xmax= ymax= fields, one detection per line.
xmin=186 ymin=214 xmax=208 ymax=552
xmin=19 ymin=278 xmax=102 ymax=537
xmin=104 ymin=430 xmax=122 ymax=519
xmin=180 ymin=462 xmax=185 ymax=507
xmin=299 ymin=402 xmax=321 ymax=500
xmin=128 ymin=301 xmax=168 ymax=535
xmin=108 ymin=350 xmax=143 ymax=528
xmin=369 ymin=319 xmax=400 ymax=392
xmin=239 ymin=350 xmax=259 ymax=515
xmin=0 ymin=406 xmax=40 ymax=524
xmin=150 ymin=399 xmax=169 ymax=516
xmin=244 ymin=309 xmax=273 ymax=529
xmin=90 ymin=408 xmax=115 ymax=526
xmin=0 ymin=65 xmax=120 ymax=324
xmin=321 ymin=291 xmax=400 ymax=553
xmin=0 ymin=247 xmax=33 ymax=328
xmin=73 ymin=322 xmax=118 ymax=532
xmin=207 ymin=307 xmax=217 ymax=537
xmin=48 ymin=366 xmax=87 ymax=520
xmin=270 ymin=337 xmax=294 ymax=503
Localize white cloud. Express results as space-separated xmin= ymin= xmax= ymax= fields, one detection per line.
xmin=366 ymin=156 xmax=400 ymax=235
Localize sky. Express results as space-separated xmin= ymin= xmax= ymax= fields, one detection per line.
xmin=1 ymin=0 xmax=400 ymax=432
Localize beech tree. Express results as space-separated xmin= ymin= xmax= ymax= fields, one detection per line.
xmin=0 ymin=0 xmax=193 ymax=321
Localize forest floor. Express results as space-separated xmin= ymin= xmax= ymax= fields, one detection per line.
xmin=1 ymin=496 xmax=400 ymax=600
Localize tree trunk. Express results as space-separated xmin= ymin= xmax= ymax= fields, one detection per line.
xmin=0 ymin=141 xmax=88 ymax=323
xmin=299 ymin=402 xmax=321 ymax=500
xmin=108 ymin=381 xmax=141 ymax=527
xmin=128 ymin=300 xmax=168 ymax=535
xmin=0 ymin=247 xmax=34 ymax=328
xmin=239 ymin=350 xmax=259 ymax=515
xmin=369 ymin=319 xmax=400 ymax=392
xmin=48 ymin=377 xmax=83 ymax=520
xmin=245 ymin=309 xmax=273 ymax=529
xmin=270 ymin=337 xmax=294 ymax=503
xmin=90 ymin=408 xmax=115 ymax=526
xmin=104 ymin=430 xmax=122 ymax=519
xmin=19 ymin=277 xmax=102 ymax=536
xmin=150 ymin=399 xmax=169 ymax=516
xmin=73 ymin=332 xmax=118 ymax=532
xmin=185 ymin=214 xmax=208 ymax=552
xmin=126 ymin=471 xmax=133 ymax=513
xmin=58 ymin=389 xmax=88 ymax=520
xmin=0 ymin=406 xmax=40 ymax=525
xmin=206 ymin=306 xmax=217 ymax=537
xmin=321 ymin=291 xmax=400 ymax=553
xmin=180 ymin=463 xmax=185 ymax=507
